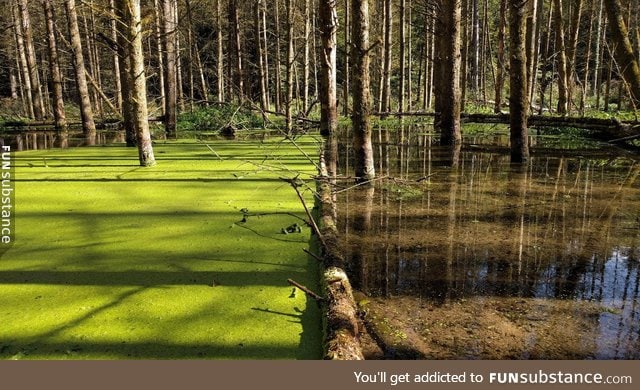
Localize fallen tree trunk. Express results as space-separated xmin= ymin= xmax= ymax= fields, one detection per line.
xmin=312 ymin=138 xmax=364 ymax=360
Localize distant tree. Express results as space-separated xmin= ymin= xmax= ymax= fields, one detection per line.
xmin=17 ymin=0 xmax=45 ymax=121
xmin=42 ymin=0 xmax=66 ymax=129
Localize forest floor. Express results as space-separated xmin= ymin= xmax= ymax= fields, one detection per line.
xmin=0 ymin=136 xmax=323 ymax=359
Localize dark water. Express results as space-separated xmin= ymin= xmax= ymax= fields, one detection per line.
xmin=335 ymin=124 xmax=640 ymax=359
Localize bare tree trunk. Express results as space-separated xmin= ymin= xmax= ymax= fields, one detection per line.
xmin=116 ymin=0 xmax=156 ymax=166
xmin=566 ymin=0 xmax=583 ymax=110
xmin=593 ymin=0 xmax=604 ymax=98
xmin=553 ymin=0 xmax=569 ymax=114
xmin=303 ymin=0 xmax=311 ymax=113
xmin=110 ymin=0 xmax=123 ymax=111
xmin=262 ymin=0 xmax=271 ymax=108
xmin=18 ymin=0 xmax=45 ymax=121
xmin=381 ymin=0 xmax=392 ymax=114
xmin=510 ymin=0 xmax=529 ymax=163
xmin=605 ymin=0 xmax=640 ymax=106
xmin=42 ymin=0 xmax=66 ymax=129
xmin=215 ymin=0 xmax=224 ymax=102
xmin=433 ymin=0 xmax=462 ymax=146
xmin=494 ymin=0 xmax=506 ymax=113
xmin=319 ymin=0 xmax=338 ymax=136
xmin=285 ymin=0 xmax=294 ymax=132
xmin=275 ymin=0 xmax=283 ymax=112
xmin=525 ymin=0 xmax=538 ymax=110
xmin=470 ymin=0 xmax=479 ymax=94
xmin=161 ymin=0 xmax=177 ymax=137
xmin=344 ymin=0 xmax=351 ymax=115
xmin=399 ymin=0 xmax=406 ymax=112
xmin=229 ymin=0 xmax=244 ymax=102
xmin=256 ymin=0 xmax=268 ymax=110
xmin=12 ymin=1 xmax=33 ymax=118
xmin=65 ymin=0 xmax=96 ymax=140
xmin=115 ymin=0 xmax=135 ymax=145
xmin=352 ymin=0 xmax=375 ymax=182
xmin=81 ymin=5 xmax=101 ymax=117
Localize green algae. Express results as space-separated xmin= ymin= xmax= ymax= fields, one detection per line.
xmin=0 ymin=136 xmax=323 ymax=359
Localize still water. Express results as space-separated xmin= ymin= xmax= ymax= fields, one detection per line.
xmin=336 ymin=125 xmax=640 ymax=359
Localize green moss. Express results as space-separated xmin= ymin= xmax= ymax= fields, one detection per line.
xmin=0 ymin=136 xmax=324 ymax=359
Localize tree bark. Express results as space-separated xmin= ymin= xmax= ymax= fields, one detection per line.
xmin=110 ymin=0 xmax=123 ymax=111
xmin=18 ymin=0 xmax=45 ymax=121
xmin=256 ymin=0 xmax=268 ymax=111
xmin=399 ymin=0 xmax=406 ymax=112
xmin=161 ymin=0 xmax=177 ymax=137
xmin=604 ymin=0 xmax=640 ymax=107
xmin=433 ymin=0 xmax=462 ymax=146
xmin=352 ymin=0 xmax=375 ymax=183
xmin=319 ymin=0 xmax=338 ymax=136
xmin=65 ymin=0 xmax=97 ymax=140
xmin=494 ymin=0 xmax=506 ymax=113
xmin=553 ymin=0 xmax=569 ymax=114
xmin=42 ymin=0 xmax=66 ymax=129
xmin=116 ymin=0 xmax=156 ymax=166
xmin=381 ymin=0 xmax=392 ymax=114
xmin=509 ymin=0 xmax=529 ymax=163
xmin=285 ymin=0 xmax=295 ymax=132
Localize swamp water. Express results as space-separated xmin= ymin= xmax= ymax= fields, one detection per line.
xmin=335 ymin=125 xmax=640 ymax=359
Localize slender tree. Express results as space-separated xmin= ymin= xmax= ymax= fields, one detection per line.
xmin=161 ymin=0 xmax=177 ymax=137
xmin=42 ymin=0 xmax=66 ymax=128
xmin=509 ymin=0 xmax=529 ymax=163
xmin=494 ymin=0 xmax=506 ymax=113
xmin=553 ymin=0 xmax=569 ymax=114
xmin=65 ymin=0 xmax=96 ymax=140
xmin=17 ymin=0 xmax=45 ymax=121
xmin=605 ymin=0 xmax=640 ymax=106
xmin=116 ymin=0 xmax=156 ymax=166
xmin=352 ymin=0 xmax=375 ymax=182
xmin=319 ymin=0 xmax=338 ymax=136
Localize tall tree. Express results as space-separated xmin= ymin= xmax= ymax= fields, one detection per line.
xmin=116 ymin=0 xmax=156 ymax=166
xmin=161 ymin=0 xmax=178 ymax=137
xmin=215 ymin=0 xmax=224 ymax=102
xmin=381 ymin=0 xmax=392 ymax=113
xmin=553 ymin=0 xmax=569 ymax=114
xmin=494 ymin=0 xmax=506 ymax=113
xmin=319 ymin=0 xmax=338 ymax=136
xmin=433 ymin=0 xmax=462 ymax=145
xmin=12 ymin=1 xmax=33 ymax=118
xmin=285 ymin=0 xmax=294 ymax=132
xmin=352 ymin=0 xmax=375 ymax=182
xmin=42 ymin=0 xmax=66 ymax=129
xmin=65 ymin=0 xmax=96 ymax=140
xmin=17 ymin=0 xmax=45 ymax=121
xmin=509 ymin=0 xmax=529 ymax=163
xmin=605 ymin=0 xmax=640 ymax=106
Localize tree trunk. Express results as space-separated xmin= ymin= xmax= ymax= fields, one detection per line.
xmin=433 ymin=0 xmax=462 ymax=146
xmin=215 ymin=0 xmax=224 ymax=102
xmin=553 ymin=0 xmax=569 ymax=114
xmin=116 ymin=0 xmax=156 ymax=166
xmin=110 ymin=0 xmax=123 ymax=111
xmin=229 ymin=0 xmax=244 ymax=102
xmin=494 ymin=0 xmax=506 ymax=113
xmin=161 ymin=0 xmax=177 ymax=137
xmin=381 ymin=0 xmax=392 ymax=114
xmin=352 ymin=0 xmax=375 ymax=182
xmin=509 ymin=0 xmax=529 ymax=163
xmin=525 ymin=0 xmax=538 ymax=110
xmin=42 ymin=0 xmax=66 ymax=129
xmin=12 ymin=1 xmax=33 ymax=118
xmin=262 ymin=0 xmax=271 ymax=108
xmin=18 ymin=0 xmax=45 ymax=121
xmin=115 ymin=0 xmax=135 ymax=145
xmin=470 ymin=0 xmax=480 ymax=94
xmin=343 ymin=0 xmax=351 ymax=115
xmin=256 ymin=0 xmax=268 ymax=111
xmin=274 ymin=0 xmax=283 ymax=112
xmin=65 ymin=0 xmax=97 ymax=140
xmin=605 ymin=0 xmax=640 ymax=106
xmin=593 ymin=0 xmax=604 ymax=99
xmin=566 ymin=0 xmax=583 ymax=110
xmin=399 ymin=0 xmax=406 ymax=112
xmin=319 ymin=0 xmax=338 ymax=136
xmin=285 ymin=0 xmax=294 ymax=132
xmin=303 ymin=0 xmax=311 ymax=113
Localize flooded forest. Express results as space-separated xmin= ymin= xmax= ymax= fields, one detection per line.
xmin=1 ymin=0 xmax=639 ymax=360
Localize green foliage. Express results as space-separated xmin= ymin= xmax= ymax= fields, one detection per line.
xmin=177 ymin=104 xmax=264 ymax=132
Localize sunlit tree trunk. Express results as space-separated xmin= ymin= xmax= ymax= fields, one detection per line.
xmin=256 ymin=0 xmax=268 ymax=111
xmin=509 ymin=0 xmax=529 ymax=163
xmin=319 ymin=0 xmax=338 ymax=136
xmin=115 ymin=0 xmax=135 ymax=146
xmin=110 ymin=0 xmax=123 ymax=111
xmin=352 ymin=0 xmax=375 ymax=182
xmin=285 ymin=0 xmax=294 ymax=132
xmin=65 ymin=0 xmax=96 ymax=140
xmin=12 ymin=2 xmax=32 ymax=118
xmin=116 ymin=0 xmax=156 ymax=166
xmin=566 ymin=0 xmax=583 ymax=111
xmin=381 ymin=0 xmax=392 ymax=114
xmin=399 ymin=0 xmax=406 ymax=112
xmin=343 ymin=0 xmax=351 ymax=115
xmin=215 ymin=0 xmax=224 ymax=102
xmin=43 ymin=0 xmax=66 ymax=129
xmin=274 ymin=0 xmax=283 ymax=112
xmin=228 ymin=0 xmax=244 ymax=102
xmin=303 ymin=0 xmax=311 ymax=113
xmin=18 ymin=0 xmax=45 ymax=121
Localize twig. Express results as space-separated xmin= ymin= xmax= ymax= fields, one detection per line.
xmin=303 ymin=248 xmax=323 ymax=262
xmin=332 ymin=175 xmax=389 ymax=195
xmin=199 ymin=140 xmax=222 ymax=160
xmin=287 ymin=279 xmax=325 ymax=302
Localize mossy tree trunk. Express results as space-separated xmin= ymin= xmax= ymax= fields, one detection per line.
xmin=351 ymin=0 xmax=375 ymax=183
